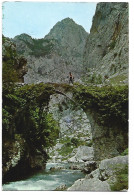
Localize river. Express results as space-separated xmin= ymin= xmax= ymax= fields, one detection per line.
xmin=2 ymin=163 xmax=85 ymax=191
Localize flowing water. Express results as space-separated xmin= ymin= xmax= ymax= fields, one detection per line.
xmin=3 ymin=163 xmax=85 ymax=191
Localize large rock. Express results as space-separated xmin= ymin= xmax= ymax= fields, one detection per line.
xmin=67 ymin=178 xmax=111 ymax=191
xmin=68 ymin=155 xmax=128 ymax=191
xmin=99 ymin=155 xmax=128 ymax=181
xmin=68 ymin=146 xmax=94 ymax=163
xmin=85 ymin=155 xmax=128 ymax=181
xmin=75 ymin=146 xmax=94 ymax=161
xmin=85 ymin=168 xmax=100 ymax=179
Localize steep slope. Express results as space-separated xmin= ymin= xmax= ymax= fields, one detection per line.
xmin=13 ymin=18 xmax=88 ymax=83
xmin=83 ymin=2 xmax=128 ymax=84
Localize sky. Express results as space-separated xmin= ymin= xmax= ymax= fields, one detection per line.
xmin=2 ymin=1 xmax=97 ymax=38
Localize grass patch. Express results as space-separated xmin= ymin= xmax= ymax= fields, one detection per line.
xmin=58 ymin=137 xmax=80 ymax=158
xmin=111 ymin=165 xmax=128 ymax=191
xmin=109 ymin=74 xmax=127 ymax=85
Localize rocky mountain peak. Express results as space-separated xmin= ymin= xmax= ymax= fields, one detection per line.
xmin=56 ymin=17 xmax=83 ymax=28
xmin=57 ymin=17 xmax=75 ymax=25
xmin=45 ymin=17 xmax=88 ymax=44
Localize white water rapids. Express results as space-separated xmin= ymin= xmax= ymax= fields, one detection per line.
xmin=3 ymin=163 xmax=85 ymax=191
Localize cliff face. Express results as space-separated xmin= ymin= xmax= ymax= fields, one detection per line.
xmin=13 ymin=18 xmax=88 ymax=83
xmin=83 ymin=2 xmax=128 ymax=82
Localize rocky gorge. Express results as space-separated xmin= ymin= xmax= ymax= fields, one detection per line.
xmin=2 ymin=2 xmax=128 ymax=191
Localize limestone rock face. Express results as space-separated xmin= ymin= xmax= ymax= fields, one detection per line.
xmin=83 ymin=2 xmax=128 ymax=82
xmin=47 ymin=91 xmax=93 ymax=163
xmin=13 ymin=18 xmax=88 ymax=83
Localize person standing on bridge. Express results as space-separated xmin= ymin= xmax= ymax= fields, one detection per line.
xmin=69 ymin=72 xmax=74 ymax=84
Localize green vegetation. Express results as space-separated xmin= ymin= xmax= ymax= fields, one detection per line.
xmin=2 ymin=35 xmax=27 ymax=85
xmin=29 ymin=39 xmax=54 ymax=57
xmin=2 ymin=36 xmax=60 ymax=173
xmin=60 ymin=136 xmax=83 ymax=148
xmin=71 ymin=137 xmax=80 ymax=147
xmin=82 ymin=70 xmax=103 ymax=85
xmin=18 ymin=37 xmax=57 ymax=57
xmin=121 ymin=148 xmax=128 ymax=156
xmin=58 ymin=137 xmax=79 ymax=158
xmin=73 ymin=84 xmax=128 ymax=130
xmin=58 ymin=145 xmax=73 ymax=159
xmin=109 ymin=74 xmax=127 ymax=85
xmin=111 ymin=165 xmax=128 ymax=191
xmin=52 ymin=83 xmax=74 ymax=92
xmin=87 ymin=140 xmax=93 ymax=147
xmin=2 ymin=35 xmax=19 ymax=84
xmin=57 ymin=136 xmax=92 ymax=160
xmin=3 ymin=83 xmax=60 ymax=151
xmin=57 ymin=137 xmax=73 ymax=158
xmin=71 ymin=137 xmax=92 ymax=147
